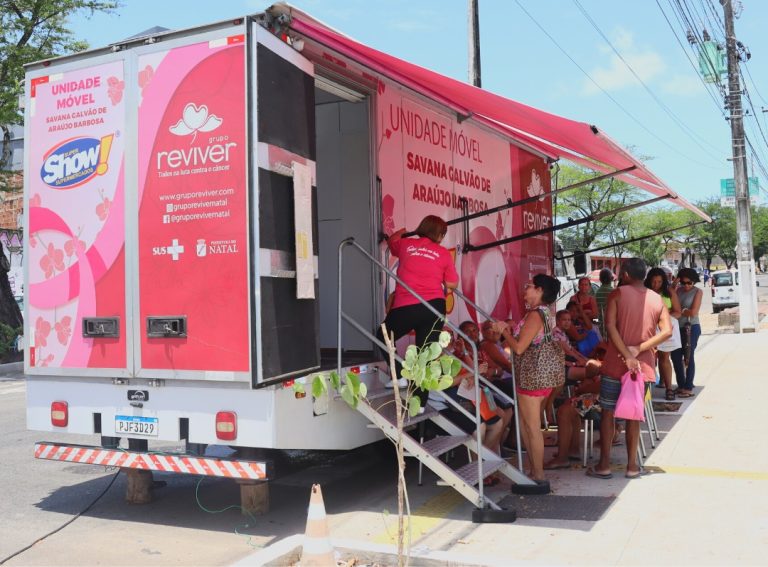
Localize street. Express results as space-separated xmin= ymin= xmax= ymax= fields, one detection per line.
xmin=0 ymin=372 xmax=401 ymax=565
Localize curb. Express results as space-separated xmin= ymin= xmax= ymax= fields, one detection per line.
xmin=234 ymin=534 xmax=510 ymax=567
xmin=0 ymin=361 xmax=24 ymax=376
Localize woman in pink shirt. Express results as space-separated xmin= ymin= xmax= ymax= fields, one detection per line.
xmin=377 ymin=215 xmax=459 ymax=400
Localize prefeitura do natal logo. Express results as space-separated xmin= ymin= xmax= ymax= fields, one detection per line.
xmin=40 ymin=135 xmax=115 ymax=189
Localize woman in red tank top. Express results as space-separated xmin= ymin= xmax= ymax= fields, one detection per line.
xmin=570 ymin=277 xmax=598 ymax=321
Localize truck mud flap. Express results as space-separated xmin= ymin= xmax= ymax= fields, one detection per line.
xmin=34 ymin=442 xmax=268 ymax=480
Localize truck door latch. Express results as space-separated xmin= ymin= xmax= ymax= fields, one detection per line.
xmin=82 ymin=317 xmax=120 ymax=338
xmin=146 ymin=316 xmax=187 ymax=338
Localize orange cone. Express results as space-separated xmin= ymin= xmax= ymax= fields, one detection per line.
xmin=300 ymin=484 xmax=336 ymax=566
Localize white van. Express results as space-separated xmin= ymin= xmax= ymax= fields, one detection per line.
xmin=711 ymin=269 xmax=739 ymax=313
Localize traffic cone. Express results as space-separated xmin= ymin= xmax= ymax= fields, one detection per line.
xmin=300 ymin=484 xmax=336 ymax=566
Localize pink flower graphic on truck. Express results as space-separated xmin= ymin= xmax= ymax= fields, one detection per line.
xmin=40 ymin=243 xmax=65 ymax=279
xmin=169 ymin=103 xmax=222 ymax=143
xmin=35 ymin=317 xmax=52 ymax=348
xmin=55 ymin=316 xmax=73 ymax=346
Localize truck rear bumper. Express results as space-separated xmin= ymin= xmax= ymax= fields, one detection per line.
xmin=34 ymin=442 xmax=269 ymax=480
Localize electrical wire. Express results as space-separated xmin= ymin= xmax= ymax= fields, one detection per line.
xmin=654 ymin=0 xmax=726 ymax=117
xmin=0 ymin=471 xmax=121 ymax=565
xmin=194 ymin=476 xmax=263 ymax=551
xmin=704 ymin=0 xmax=726 ymax=35
xmin=671 ymin=0 xmax=724 ymax=89
xmin=572 ymin=0 xmax=723 ymax=160
xmin=512 ymin=0 xmax=719 ymax=169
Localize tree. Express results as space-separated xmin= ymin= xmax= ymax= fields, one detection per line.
xmin=751 ymin=205 xmax=768 ymax=271
xmin=554 ymin=164 xmax=640 ymax=251
xmin=685 ymin=200 xmax=738 ymax=269
xmin=623 ymin=207 xmax=693 ymax=267
xmin=0 ymin=0 xmax=118 ymax=176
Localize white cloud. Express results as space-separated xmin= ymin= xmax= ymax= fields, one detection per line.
xmin=582 ymin=27 xmax=666 ymax=95
xmin=660 ymin=74 xmax=708 ymax=96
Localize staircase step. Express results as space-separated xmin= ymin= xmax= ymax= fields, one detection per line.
xmin=370 ymin=398 xmax=439 ymax=427
xmin=419 ymin=435 xmax=472 ymax=458
xmin=444 ymin=458 xmax=507 ymax=487
xmin=364 ymin=389 xmax=397 ymax=402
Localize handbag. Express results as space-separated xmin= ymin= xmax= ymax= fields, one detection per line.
xmin=657 ymin=317 xmax=682 ymax=353
xmin=614 ymin=370 xmax=646 ymax=421
xmin=514 ymin=309 xmax=565 ymax=391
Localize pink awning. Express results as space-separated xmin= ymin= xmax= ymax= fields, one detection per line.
xmin=281 ymin=6 xmax=710 ymax=221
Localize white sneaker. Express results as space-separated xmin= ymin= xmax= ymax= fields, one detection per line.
xmin=384 ymin=378 xmax=408 ymax=388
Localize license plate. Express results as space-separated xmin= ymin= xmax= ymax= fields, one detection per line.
xmin=115 ymin=415 xmax=158 ymax=437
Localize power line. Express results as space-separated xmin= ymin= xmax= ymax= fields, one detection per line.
xmin=742 ymin=61 xmax=768 ymax=108
xmin=704 ymin=0 xmax=726 ymax=35
xmin=512 ymin=0 xmax=720 ymax=169
xmin=671 ymin=0 xmax=724 ymax=89
xmin=654 ymin=0 xmax=726 ymax=117
xmin=572 ymin=0 xmax=723 ymax=160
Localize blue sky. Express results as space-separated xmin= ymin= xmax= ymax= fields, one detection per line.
xmin=68 ymin=0 xmax=768 ymax=205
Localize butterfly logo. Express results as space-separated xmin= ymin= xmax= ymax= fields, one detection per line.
xmin=169 ymin=103 xmax=223 ymax=143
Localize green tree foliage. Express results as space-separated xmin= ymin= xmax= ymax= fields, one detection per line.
xmin=0 ymin=0 xmax=118 ymax=178
xmin=687 ymin=199 xmax=734 ymax=270
xmin=554 ymin=164 xmax=640 ymax=251
xmin=751 ymin=205 xmax=768 ymax=270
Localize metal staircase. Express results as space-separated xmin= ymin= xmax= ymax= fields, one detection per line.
xmin=336 ymin=238 xmax=541 ymax=521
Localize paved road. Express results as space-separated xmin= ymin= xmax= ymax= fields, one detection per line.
xmin=0 ymin=377 xmax=400 ymax=565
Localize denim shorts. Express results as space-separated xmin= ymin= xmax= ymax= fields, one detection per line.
xmin=599 ymin=376 xmax=622 ymax=412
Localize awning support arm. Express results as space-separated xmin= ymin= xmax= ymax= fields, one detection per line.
xmin=398 ymin=165 xmax=637 ymax=239
xmin=465 ymin=194 xmax=670 ymax=253
xmin=555 ymin=220 xmax=708 ymax=260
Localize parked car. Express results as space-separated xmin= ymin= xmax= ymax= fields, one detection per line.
xmin=711 ymin=269 xmax=739 ymax=313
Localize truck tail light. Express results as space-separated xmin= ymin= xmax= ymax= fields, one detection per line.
xmin=51 ymin=401 xmax=68 ymax=427
xmin=215 ymin=411 xmax=237 ymax=441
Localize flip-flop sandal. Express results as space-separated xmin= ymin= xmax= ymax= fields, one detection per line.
xmin=677 ymin=391 xmax=694 ymax=398
xmin=543 ymin=461 xmax=570 ymax=470
xmin=585 ymin=467 xmax=613 ymax=479
xmin=665 ymin=389 xmax=676 ymax=401
xmin=625 ymin=469 xmax=650 ymax=479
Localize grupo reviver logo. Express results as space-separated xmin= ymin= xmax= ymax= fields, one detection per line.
xmin=169 ymin=103 xmax=222 ymax=142
xmin=526 ymin=169 xmax=544 ymax=198
xmin=40 ymin=134 xmax=114 ymax=189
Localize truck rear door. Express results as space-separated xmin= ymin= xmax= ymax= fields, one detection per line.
xmin=134 ymin=25 xmax=252 ymax=382
xmin=25 ymin=54 xmax=131 ymax=377
xmin=250 ymin=23 xmax=320 ymax=386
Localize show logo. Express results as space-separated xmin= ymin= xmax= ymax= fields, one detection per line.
xmin=40 ymin=134 xmax=114 ymax=189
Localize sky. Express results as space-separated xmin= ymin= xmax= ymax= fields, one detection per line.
xmin=66 ymin=0 xmax=768 ymax=206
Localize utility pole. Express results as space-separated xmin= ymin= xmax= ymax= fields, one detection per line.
xmin=722 ymin=0 xmax=758 ymax=332
xmin=468 ymin=0 xmax=481 ymax=87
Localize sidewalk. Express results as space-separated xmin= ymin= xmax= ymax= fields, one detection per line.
xmin=251 ymin=330 xmax=766 ymax=566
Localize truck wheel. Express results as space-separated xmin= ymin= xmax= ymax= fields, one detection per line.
xmin=712 ymin=306 xmax=720 ymax=314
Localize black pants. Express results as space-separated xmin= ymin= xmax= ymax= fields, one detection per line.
xmin=376 ymin=298 xmax=446 ymax=404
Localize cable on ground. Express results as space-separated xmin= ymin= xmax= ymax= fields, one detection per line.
xmin=0 ymin=470 xmax=121 ymax=565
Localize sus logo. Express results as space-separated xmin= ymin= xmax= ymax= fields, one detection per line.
xmin=169 ymin=103 xmax=222 ymax=142
xmin=526 ymin=169 xmax=544 ymax=199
